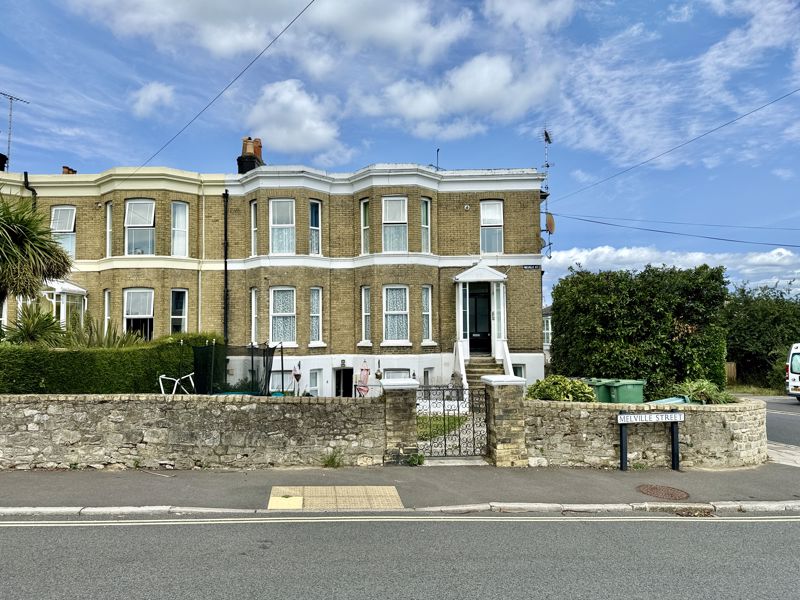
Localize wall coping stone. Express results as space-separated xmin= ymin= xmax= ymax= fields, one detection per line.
xmin=482 ymin=375 xmax=527 ymax=388
xmin=0 ymin=394 xmax=383 ymax=406
xmin=524 ymin=398 xmax=765 ymax=412
xmin=380 ymin=379 xmax=420 ymax=391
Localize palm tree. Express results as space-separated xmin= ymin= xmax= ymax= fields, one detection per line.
xmin=0 ymin=194 xmax=72 ymax=309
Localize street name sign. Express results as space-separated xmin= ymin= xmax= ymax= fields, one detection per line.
xmin=617 ymin=412 xmax=685 ymax=424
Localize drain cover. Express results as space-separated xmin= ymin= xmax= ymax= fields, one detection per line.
xmin=636 ymin=484 xmax=689 ymax=501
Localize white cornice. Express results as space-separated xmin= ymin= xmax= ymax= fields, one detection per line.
xmin=71 ymin=253 xmax=542 ymax=273
xmin=1 ymin=163 xmax=543 ymax=198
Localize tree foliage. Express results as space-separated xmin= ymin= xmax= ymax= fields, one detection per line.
xmin=721 ymin=284 xmax=800 ymax=387
xmin=550 ymin=265 xmax=728 ymax=399
xmin=0 ymin=195 xmax=72 ymax=308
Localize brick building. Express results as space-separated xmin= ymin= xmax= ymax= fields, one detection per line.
xmin=0 ymin=140 xmax=546 ymax=395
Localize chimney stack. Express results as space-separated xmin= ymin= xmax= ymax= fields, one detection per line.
xmin=62 ymin=166 xmax=77 ymax=175
xmin=237 ymin=135 xmax=265 ymax=174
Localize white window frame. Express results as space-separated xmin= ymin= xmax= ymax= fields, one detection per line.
xmin=513 ymin=364 xmax=526 ymax=379
xmin=103 ymin=289 xmax=111 ymax=335
xmin=382 ymin=285 xmax=410 ymax=346
xmin=543 ymin=315 xmax=552 ymax=346
xmin=250 ymin=200 xmax=258 ymax=256
xmin=105 ymin=201 xmax=113 ymax=257
xmin=123 ymin=288 xmax=154 ymax=340
xmin=270 ymin=287 xmax=297 ymax=345
xmin=383 ymin=369 xmax=411 ymax=380
xmin=1 ymin=298 xmax=7 ymax=329
xmin=50 ymin=205 xmax=76 ymax=258
xmin=308 ymin=369 xmax=322 ymax=397
xmin=360 ymin=199 xmax=370 ymax=255
xmin=269 ymin=371 xmax=293 ymax=393
xmin=382 ymin=196 xmax=407 ymax=253
xmin=360 ymin=286 xmax=371 ymax=345
xmin=170 ymin=289 xmax=188 ymax=334
xmin=270 ymin=198 xmax=295 ymax=255
xmin=422 ymin=285 xmax=433 ymax=342
xmin=309 ymin=286 xmax=323 ymax=345
xmin=480 ymin=200 xmax=504 ymax=254
xmin=421 ymin=197 xmax=431 ymax=253
xmin=124 ymin=199 xmax=156 ymax=256
xmin=250 ymin=287 xmax=259 ymax=346
xmin=171 ymin=201 xmax=188 ymax=258
xmin=309 ymin=200 xmax=321 ymax=256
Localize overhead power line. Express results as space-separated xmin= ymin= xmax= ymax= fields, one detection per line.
xmin=558 ymin=214 xmax=800 ymax=249
xmin=549 ymin=85 xmax=800 ymax=206
xmin=125 ymin=0 xmax=317 ymax=180
xmin=551 ymin=212 xmax=800 ymax=232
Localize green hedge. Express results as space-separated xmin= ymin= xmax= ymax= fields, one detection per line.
xmin=0 ymin=333 xmax=225 ymax=394
xmin=550 ymin=265 xmax=728 ymax=400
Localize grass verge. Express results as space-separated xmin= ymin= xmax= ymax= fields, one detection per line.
xmin=417 ymin=415 xmax=469 ymax=441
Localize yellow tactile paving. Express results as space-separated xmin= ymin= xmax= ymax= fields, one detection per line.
xmin=267 ymin=485 xmax=404 ymax=511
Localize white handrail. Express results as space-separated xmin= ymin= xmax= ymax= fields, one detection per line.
xmin=453 ymin=341 xmax=468 ymax=390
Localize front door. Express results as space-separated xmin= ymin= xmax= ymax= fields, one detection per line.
xmin=335 ymin=368 xmax=354 ymax=397
xmin=468 ymin=282 xmax=491 ymax=354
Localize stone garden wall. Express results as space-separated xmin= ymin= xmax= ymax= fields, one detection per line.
xmin=0 ymin=394 xmax=386 ymax=470
xmin=524 ymin=399 xmax=767 ymax=469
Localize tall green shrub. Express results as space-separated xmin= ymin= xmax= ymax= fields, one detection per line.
xmin=550 ymin=265 xmax=728 ymax=399
xmin=721 ymin=285 xmax=800 ymax=387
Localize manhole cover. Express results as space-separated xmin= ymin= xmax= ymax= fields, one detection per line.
xmin=636 ymin=484 xmax=689 ymax=501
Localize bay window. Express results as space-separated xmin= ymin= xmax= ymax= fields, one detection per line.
xmin=382 ymin=197 xmax=407 ymax=252
xmin=383 ymin=285 xmax=409 ymax=343
xmin=270 ymin=287 xmax=296 ymax=344
xmin=125 ymin=199 xmax=155 ymax=255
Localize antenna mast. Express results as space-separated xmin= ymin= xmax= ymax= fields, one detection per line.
xmin=0 ymin=91 xmax=30 ymax=172
xmin=540 ymin=126 xmax=554 ymax=258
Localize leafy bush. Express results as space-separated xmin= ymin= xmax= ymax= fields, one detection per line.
xmin=721 ymin=285 xmax=800 ymax=387
xmin=526 ymin=375 xmax=596 ymax=402
xmin=551 ymin=265 xmax=728 ymax=400
xmin=671 ymin=379 xmax=735 ymax=404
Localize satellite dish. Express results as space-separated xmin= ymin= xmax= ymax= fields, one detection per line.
xmin=545 ymin=212 xmax=556 ymax=235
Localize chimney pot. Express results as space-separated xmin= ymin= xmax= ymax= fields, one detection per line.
xmin=62 ymin=166 xmax=77 ymax=174
xmin=253 ymin=138 xmax=263 ymax=161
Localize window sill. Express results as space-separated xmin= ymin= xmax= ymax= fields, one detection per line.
xmin=380 ymin=340 xmax=412 ymax=347
xmin=308 ymin=341 xmax=327 ymax=348
xmin=356 ymin=340 xmax=373 ymax=347
xmin=421 ymin=340 xmax=438 ymax=347
xmin=271 ymin=341 xmax=298 ymax=348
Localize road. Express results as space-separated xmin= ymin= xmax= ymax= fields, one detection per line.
xmin=1 ymin=515 xmax=799 ymax=599
xmin=763 ymin=395 xmax=800 ymax=446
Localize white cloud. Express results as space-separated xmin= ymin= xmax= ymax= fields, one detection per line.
xmin=245 ymin=79 xmax=342 ymax=155
xmin=66 ymin=0 xmax=472 ymax=66
xmin=570 ymin=169 xmax=595 ymax=184
xmin=772 ymin=168 xmax=795 ymax=180
xmin=131 ymin=81 xmax=174 ymax=118
xmin=542 ymin=245 xmax=800 ymax=303
xmin=367 ymin=53 xmax=555 ymax=139
xmin=483 ymin=0 xmax=576 ymax=34
xmin=666 ymin=4 xmax=694 ymax=23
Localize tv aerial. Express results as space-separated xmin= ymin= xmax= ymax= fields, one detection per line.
xmin=539 ymin=127 xmax=555 ymax=258
xmin=0 ymin=91 xmax=30 ymax=172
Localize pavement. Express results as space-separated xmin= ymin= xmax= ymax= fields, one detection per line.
xmin=1 ymin=459 xmax=800 ymax=516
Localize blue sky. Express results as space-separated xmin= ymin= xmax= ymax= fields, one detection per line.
xmin=2 ymin=0 xmax=799 ymax=302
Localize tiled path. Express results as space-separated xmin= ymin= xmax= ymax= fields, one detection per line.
xmin=267 ymin=486 xmax=404 ymax=511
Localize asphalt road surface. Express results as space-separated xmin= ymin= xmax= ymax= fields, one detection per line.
xmin=2 ymin=515 xmax=799 ymax=600
xmin=764 ymin=395 xmax=800 ymax=446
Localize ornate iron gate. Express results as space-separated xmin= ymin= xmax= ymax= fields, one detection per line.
xmin=416 ymin=386 xmax=487 ymax=457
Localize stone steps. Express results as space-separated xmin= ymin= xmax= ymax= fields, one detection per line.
xmin=464 ymin=358 xmax=505 ymax=388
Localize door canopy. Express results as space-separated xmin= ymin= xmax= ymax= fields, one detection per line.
xmin=453 ymin=262 xmax=507 ymax=283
